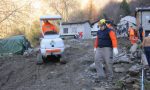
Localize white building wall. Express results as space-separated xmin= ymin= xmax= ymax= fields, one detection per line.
xmin=91 ymin=22 xmax=99 ymax=32
xmin=141 ymin=12 xmax=150 ymax=31
xmin=83 ymin=23 xmax=91 ymax=39
xmin=60 ymin=24 xmax=84 ymax=35
xmin=60 ymin=22 xmax=91 ymax=39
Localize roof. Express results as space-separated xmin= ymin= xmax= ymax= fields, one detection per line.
xmin=135 ymin=7 xmax=150 ymax=17
xmin=40 ymin=15 xmax=62 ymax=20
xmin=91 ymin=19 xmax=100 ymax=26
xmin=62 ymin=20 xmax=90 ymax=25
xmin=136 ymin=7 xmax=150 ymax=12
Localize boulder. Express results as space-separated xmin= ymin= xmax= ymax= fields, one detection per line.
xmin=125 ymin=77 xmax=138 ymax=84
xmin=133 ymin=84 xmax=140 ymax=90
xmin=128 ymin=65 xmax=141 ymax=76
xmin=92 ymin=87 xmax=106 ymax=90
xmin=129 ymin=43 xmax=138 ymax=53
xmin=113 ymin=55 xmax=131 ymax=64
xmin=114 ymin=67 xmax=126 ymax=73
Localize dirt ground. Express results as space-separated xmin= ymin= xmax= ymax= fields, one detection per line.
xmin=0 ymin=38 xmax=149 ymax=90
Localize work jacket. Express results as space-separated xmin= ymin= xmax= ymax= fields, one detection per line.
xmin=42 ymin=22 xmax=57 ymax=34
xmin=94 ymin=28 xmax=117 ymax=48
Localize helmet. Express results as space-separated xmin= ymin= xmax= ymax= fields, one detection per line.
xmin=99 ymin=19 xmax=106 ymax=25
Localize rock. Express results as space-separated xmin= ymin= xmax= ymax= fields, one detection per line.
xmin=89 ymin=63 xmax=104 ymax=72
xmin=141 ymin=53 xmax=148 ymax=66
xmin=33 ymin=48 xmax=39 ymax=52
xmin=92 ymin=87 xmax=106 ymax=90
xmin=23 ymin=48 xmax=35 ymax=57
xmin=89 ymin=63 xmax=96 ymax=70
xmin=114 ymin=67 xmax=126 ymax=73
xmin=128 ymin=65 xmax=141 ymax=76
xmin=125 ymin=77 xmax=138 ymax=84
xmin=133 ymin=84 xmax=140 ymax=90
xmin=129 ymin=43 xmax=138 ymax=53
xmin=82 ymin=88 xmax=87 ymax=90
xmin=23 ymin=51 xmax=29 ymax=57
xmin=84 ymin=43 xmax=90 ymax=48
xmin=65 ymin=44 xmax=71 ymax=49
xmin=112 ymin=86 xmax=123 ymax=90
xmin=113 ymin=55 xmax=131 ymax=64
xmin=145 ymin=70 xmax=150 ymax=81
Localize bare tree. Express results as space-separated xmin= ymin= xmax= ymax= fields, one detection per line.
xmin=49 ymin=0 xmax=78 ymax=22
xmin=84 ymin=0 xmax=98 ymax=22
xmin=0 ymin=0 xmax=31 ymax=38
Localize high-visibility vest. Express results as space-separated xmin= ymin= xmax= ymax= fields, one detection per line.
xmin=42 ymin=22 xmax=57 ymax=34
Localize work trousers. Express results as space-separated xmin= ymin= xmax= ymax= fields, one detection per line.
xmin=94 ymin=47 xmax=113 ymax=78
xmin=144 ymin=47 xmax=150 ymax=66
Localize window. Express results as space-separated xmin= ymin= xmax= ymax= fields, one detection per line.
xmin=63 ymin=28 xmax=68 ymax=34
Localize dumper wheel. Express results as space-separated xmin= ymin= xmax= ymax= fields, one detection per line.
xmin=36 ymin=53 xmax=43 ymax=65
xmin=59 ymin=55 xmax=67 ymax=64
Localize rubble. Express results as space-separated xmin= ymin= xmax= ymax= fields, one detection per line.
xmin=129 ymin=43 xmax=138 ymax=53
xmin=128 ymin=64 xmax=141 ymax=76
xmin=92 ymin=87 xmax=106 ymax=90
xmin=23 ymin=48 xmax=38 ymax=57
xmin=125 ymin=77 xmax=139 ymax=84
xmin=113 ymin=54 xmax=131 ymax=64
xmin=133 ymin=83 xmax=140 ymax=90
xmin=114 ymin=67 xmax=126 ymax=73
xmin=0 ymin=38 xmax=150 ymax=90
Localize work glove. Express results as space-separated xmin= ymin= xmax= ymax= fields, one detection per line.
xmin=113 ymin=48 xmax=118 ymax=56
xmin=94 ymin=48 xmax=97 ymax=53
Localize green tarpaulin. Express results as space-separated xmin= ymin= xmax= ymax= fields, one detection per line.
xmin=0 ymin=35 xmax=31 ymax=55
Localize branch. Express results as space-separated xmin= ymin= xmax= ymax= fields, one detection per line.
xmin=0 ymin=3 xmax=29 ymax=24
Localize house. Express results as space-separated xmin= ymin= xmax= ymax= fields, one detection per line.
xmin=60 ymin=21 xmax=91 ymax=39
xmin=91 ymin=20 xmax=100 ymax=37
xmin=136 ymin=7 xmax=150 ymax=36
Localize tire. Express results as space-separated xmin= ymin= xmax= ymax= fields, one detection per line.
xmin=36 ymin=53 xmax=43 ymax=65
xmin=59 ymin=55 xmax=67 ymax=64
xmin=42 ymin=56 xmax=47 ymax=63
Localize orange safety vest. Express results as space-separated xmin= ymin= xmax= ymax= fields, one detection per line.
xmin=128 ymin=28 xmax=138 ymax=44
xmin=42 ymin=22 xmax=57 ymax=34
xmin=129 ymin=28 xmax=134 ymax=36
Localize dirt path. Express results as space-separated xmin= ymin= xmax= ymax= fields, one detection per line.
xmin=0 ymin=38 xmax=149 ymax=90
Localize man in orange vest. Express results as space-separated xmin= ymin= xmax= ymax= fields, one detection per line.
xmin=42 ymin=20 xmax=57 ymax=34
xmin=139 ymin=25 xmax=144 ymax=42
xmin=94 ymin=19 xmax=118 ymax=82
xmin=128 ymin=26 xmax=138 ymax=45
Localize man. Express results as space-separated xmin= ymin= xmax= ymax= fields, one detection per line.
xmin=139 ymin=24 xmax=144 ymax=42
xmin=106 ymin=20 xmax=114 ymax=29
xmin=128 ymin=26 xmax=138 ymax=44
xmin=42 ymin=20 xmax=57 ymax=34
xmin=94 ymin=19 xmax=118 ymax=82
xmin=78 ymin=32 xmax=83 ymax=39
xmin=142 ymin=33 xmax=150 ymax=66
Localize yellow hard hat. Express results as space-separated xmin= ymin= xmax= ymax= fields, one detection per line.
xmin=99 ymin=19 xmax=106 ymax=24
